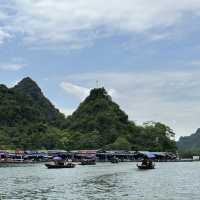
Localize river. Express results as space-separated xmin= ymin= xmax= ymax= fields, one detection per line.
xmin=0 ymin=162 xmax=199 ymax=200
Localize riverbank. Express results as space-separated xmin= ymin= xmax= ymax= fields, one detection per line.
xmin=0 ymin=150 xmax=178 ymax=163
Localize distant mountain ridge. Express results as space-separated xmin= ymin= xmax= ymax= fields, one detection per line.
xmin=177 ymin=129 xmax=200 ymax=151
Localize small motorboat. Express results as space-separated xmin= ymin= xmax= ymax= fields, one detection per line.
xmin=137 ymin=163 xmax=155 ymax=170
xmin=45 ymin=162 xmax=76 ymax=169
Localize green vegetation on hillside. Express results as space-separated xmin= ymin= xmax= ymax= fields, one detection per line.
xmin=65 ymin=88 xmax=176 ymax=151
xmin=0 ymin=78 xmax=176 ymax=151
xmin=0 ymin=77 xmax=67 ymax=149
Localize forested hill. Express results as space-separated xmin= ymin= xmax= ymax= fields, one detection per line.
xmin=13 ymin=77 xmax=67 ymax=128
xmin=0 ymin=77 xmax=66 ymax=128
xmin=0 ymin=77 xmax=176 ymax=151
xmin=65 ymin=88 xmax=176 ymax=151
xmin=65 ymin=88 xmax=129 ymax=147
xmin=0 ymin=77 xmax=67 ymax=149
xmin=177 ymin=129 xmax=200 ymax=151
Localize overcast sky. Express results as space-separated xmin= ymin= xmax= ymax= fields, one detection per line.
xmin=1 ymin=0 xmax=200 ymax=139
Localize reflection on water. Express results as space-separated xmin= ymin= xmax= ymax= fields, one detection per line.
xmin=81 ymin=172 xmax=124 ymax=200
xmin=0 ymin=162 xmax=200 ymax=200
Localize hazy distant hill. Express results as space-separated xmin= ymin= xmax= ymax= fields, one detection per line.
xmin=177 ymin=129 xmax=200 ymax=151
xmin=0 ymin=77 xmax=176 ymax=151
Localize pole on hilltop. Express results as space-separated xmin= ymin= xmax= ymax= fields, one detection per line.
xmin=96 ymin=80 xmax=99 ymax=88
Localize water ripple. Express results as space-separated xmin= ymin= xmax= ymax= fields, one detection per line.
xmin=0 ymin=162 xmax=200 ymax=200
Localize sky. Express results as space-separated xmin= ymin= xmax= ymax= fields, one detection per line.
xmin=1 ymin=0 xmax=200 ymax=139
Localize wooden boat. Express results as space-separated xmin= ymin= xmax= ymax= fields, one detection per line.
xmin=45 ymin=163 xmax=76 ymax=169
xmin=137 ymin=163 xmax=155 ymax=170
xmin=81 ymin=159 xmax=96 ymax=165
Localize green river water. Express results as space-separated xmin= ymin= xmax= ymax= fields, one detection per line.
xmin=0 ymin=162 xmax=199 ymax=200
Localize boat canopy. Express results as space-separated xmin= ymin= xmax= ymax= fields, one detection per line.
xmin=53 ymin=156 xmax=62 ymax=161
xmin=143 ymin=152 xmax=156 ymax=159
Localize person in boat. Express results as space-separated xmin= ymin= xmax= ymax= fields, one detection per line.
xmin=148 ymin=159 xmax=153 ymax=167
xmin=141 ymin=158 xmax=153 ymax=167
xmin=141 ymin=158 xmax=148 ymax=166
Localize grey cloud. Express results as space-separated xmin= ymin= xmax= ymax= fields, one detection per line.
xmin=1 ymin=0 xmax=200 ymax=47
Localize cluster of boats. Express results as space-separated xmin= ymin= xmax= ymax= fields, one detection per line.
xmin=45 ymin=156 xmax=97 ymax=169
xmin=45 ymin=156 xmax=155 ymax=170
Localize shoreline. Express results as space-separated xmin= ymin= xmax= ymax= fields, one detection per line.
xmin=0 ymin=159 xmax=199 ymax=165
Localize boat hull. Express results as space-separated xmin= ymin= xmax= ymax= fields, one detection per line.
xmin=81 ymin=160 xmax=96 ymax=165
xmin=137 ymin=164 xmax=155 ymax=170
xmin=45 ymin=163 xmax=76 ymax=169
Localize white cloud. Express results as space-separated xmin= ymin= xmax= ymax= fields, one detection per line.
xmin=0 ymin=29 xmax=11 ymax=44
xmin=0 ymin=63 xmax=25 ymax=71
xmin=63 ymin=70 xmax=200 ymax=139
xmin=191 ymin=60 xmax=200 ymax=66
xmin=59 ymin=108 xmax=75 ymax=117
xmin=0 ymin=0 xmax=200 ymax=47
xmin=60 ymin=81 xmax=119 ymax=101
xmin=0 ymin=2 xmax=12 ymax=44
xmin=60 ymin=82 xmax=90 ymax=100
